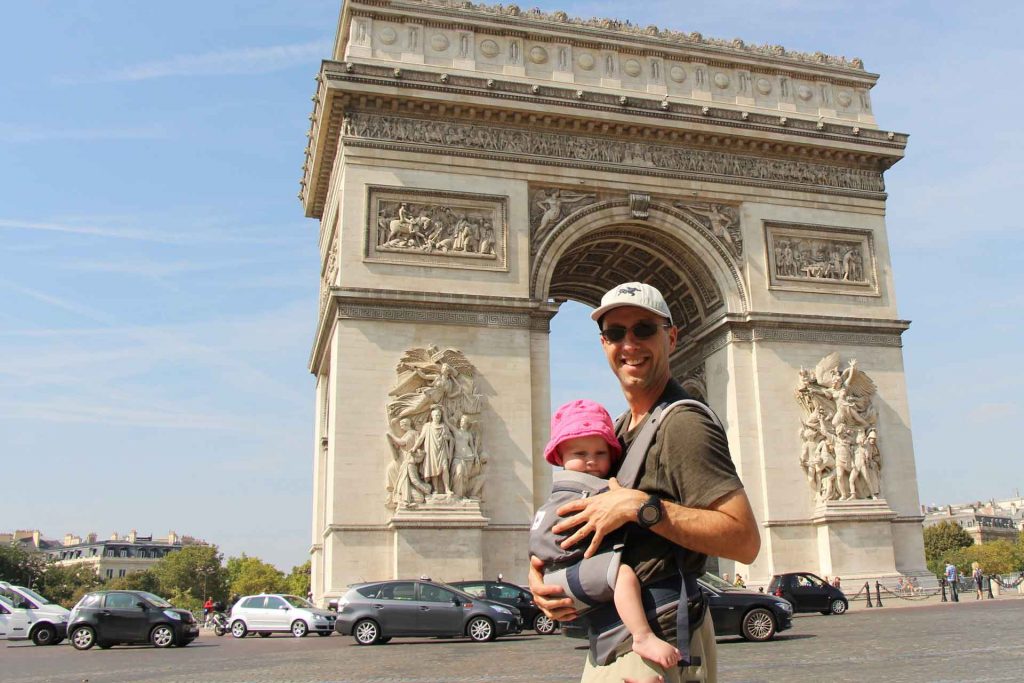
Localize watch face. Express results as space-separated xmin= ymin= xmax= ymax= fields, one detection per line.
xmin=640 ymin=503 xmax=660 ymax=525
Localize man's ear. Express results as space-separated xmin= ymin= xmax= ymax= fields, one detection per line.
xmin=667 ymin=325 xmax=678 ymax=351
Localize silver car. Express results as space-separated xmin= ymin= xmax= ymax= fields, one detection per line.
xmin=335 ymin=579 xmax=522 ymax=644
xmin=229 ymin=594 xmax=336 ymax=638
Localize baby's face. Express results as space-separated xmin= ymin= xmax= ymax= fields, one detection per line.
xmin=559 ymin=435 xmax=611 ymax=477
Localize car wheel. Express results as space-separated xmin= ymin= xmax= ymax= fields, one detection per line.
xmin=466 ymin=616 xmax=495 ymax=642
xmin=532 ymin=614 xmax=557 ymax=635
xmin=353 ymin=619 xmax=381 ymax=645
xmin=150 ymin=624 xmax=175 ymax=648
xmin=830 ymin=598 xmax=848 ymax=615
xmin=31 ymin=624 xmax=58 ymax=646
xmin=258 ymin=631 xmax=272 ymax=638
xmin=291 ymin=620 xmax=309 ymax=638
xmin=230 ymin=620 xmax=248 ymax=638
xmin=740 ymin=608 xmax=777 ymax=642
xmin=71 ymin=626 xmax=96 ymax=651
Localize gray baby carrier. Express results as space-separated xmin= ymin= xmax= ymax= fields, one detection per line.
xmin=532 ymin=399 xmax=724 ymax=668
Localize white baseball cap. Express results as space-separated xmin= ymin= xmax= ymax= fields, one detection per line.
xmin=590 ymin=282 xmax=673 ymax=325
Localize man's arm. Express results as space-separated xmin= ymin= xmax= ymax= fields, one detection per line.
xmin=552 ymin=479 xmax=760 ymax=564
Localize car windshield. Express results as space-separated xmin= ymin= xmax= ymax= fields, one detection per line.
xmin=699 ymin=573 xmax=735 ymax=590
xmin=15 ymin=586 xmax=51 ymax=605
xmin=137 ymin=592 xmax=172 ymax=608
xmin=283 ymin=595 xmax=314 ymax=608
xmin=434 ymin=582 xmax=474 ymax=600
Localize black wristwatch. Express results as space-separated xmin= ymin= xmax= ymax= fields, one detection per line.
xmin=637 ymin=494 xmax=663 ymax=529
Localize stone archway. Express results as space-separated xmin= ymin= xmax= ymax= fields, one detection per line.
xmin=302 ymin=1 xmax=928 ymax=604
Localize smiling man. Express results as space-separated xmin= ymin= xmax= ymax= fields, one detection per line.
xmin=530 ymin=282 xmax=760 ymax=683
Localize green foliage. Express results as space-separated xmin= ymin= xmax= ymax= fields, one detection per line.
xmin=961 ymin=541 xmax=1024 ymax=575
xmin=150 ymin=545 xmax=227 ymax=610
xmin=285 ymin=560 xmax=311 ymax=598
xmin=34 ymin=563 xmax=104 ymax=608
xmin=226 ymin=555 xmax=286 ymax=597
xmin=0 ymin=545 xmax=44 ymax=585
xmin=923 ymin=522 xmax=974 ymax=564
xmin=106 ymin=569 xmax=161 ymax=594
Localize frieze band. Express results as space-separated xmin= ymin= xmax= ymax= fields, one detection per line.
xmin=700 ymin=325 xmax=904 ymax=357
xmin=341 ymin=112 xmax=886 ymax=196
xmin=335 ymin=303 xmax=549 ymax=331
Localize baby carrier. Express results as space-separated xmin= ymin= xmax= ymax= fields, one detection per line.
xmin=530 ymin=398 xmax=724 ymax=668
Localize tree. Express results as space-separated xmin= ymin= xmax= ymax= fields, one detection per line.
xmin=150 ymin=545 xmax=227 ymax=612
xmin=962 ymin=540 xmax=1024 ymax=576
xmin=285 ymin=560 xmax=311 ymax=598
xmin=34 ymin=563 xmax=103 ymax=608
xmin=924 ymin=522 xmax=974 ymax=575
xmin=226 ymin=555 xmax=286 ymax=598
xmin=106 ymin=569 xmax=161 ymax=594
xmin=0 ymin=545 xmax=44 ymax=586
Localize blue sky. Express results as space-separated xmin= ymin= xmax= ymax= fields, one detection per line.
xmin=1 ymin=1 xmax=1020 ymax=570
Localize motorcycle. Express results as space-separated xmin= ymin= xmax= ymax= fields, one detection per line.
xmin=211 ymin=611 xmax=230 ymax=637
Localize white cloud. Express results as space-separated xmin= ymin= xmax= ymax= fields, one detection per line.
xmin=57 ymin=41 xmax=329 ymax=84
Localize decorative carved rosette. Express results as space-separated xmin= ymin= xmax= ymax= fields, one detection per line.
xmin=795 ymin=353 xmax=882 ymax=503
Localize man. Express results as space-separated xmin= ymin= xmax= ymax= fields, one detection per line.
xmin=945 ymin=561 xmax=959 ymax=602
xmin=530 ymin=282 xmax=760 ymax=683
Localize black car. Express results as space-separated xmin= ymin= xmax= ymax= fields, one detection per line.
xmin=68 ymin=590 xmax=199 ymax=650
xmin=560 ymin=573 xmax=793 ymax=643
xmin=767 ymin=572 xmax=848 ymax=615
xmin=449 ymin=580 xmax=558 ymax=635
xmin=699 ymin=573 xmax=793 ymax=641
xmin=334 ymin=579 xmax=522 ymax=644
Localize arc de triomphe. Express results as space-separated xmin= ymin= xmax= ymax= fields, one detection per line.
xmin=301 ymin=0 xmax=927 ymax=603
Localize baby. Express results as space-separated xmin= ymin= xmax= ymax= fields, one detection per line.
xmin=530 ymin=399 xmax=681 ymax=669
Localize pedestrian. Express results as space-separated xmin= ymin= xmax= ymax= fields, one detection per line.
xmin=203 ymin=597 xmax=214 ymax=626
xmin=529 ymin=281 xmax=760 ymax=683
xmin=832 ymin=576 xmax=841 ymax=589
xmin=733 ymin=574 xmax=745 ymax=588
xmin=944 ymin=562 xmax=959 ymax=602
xmin=972 ymin=562 xmax=984 ymax=600
xmin=722 ymin=573 xmax=730 ymax=585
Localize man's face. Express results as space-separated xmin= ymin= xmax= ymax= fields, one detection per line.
xmin=599 ymin=306 xmax=677 ymax=393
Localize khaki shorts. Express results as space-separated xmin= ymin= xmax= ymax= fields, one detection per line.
xmin=579 ymin=605 xmax=716 ymax=683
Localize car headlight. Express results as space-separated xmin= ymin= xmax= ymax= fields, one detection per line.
xmin=776 ymin=601 xmax=793 ymax=614
xmin=490 ymin=605 xmax=512 ymax=616
xmin=163 ymin=610 xmax=182 ymax=620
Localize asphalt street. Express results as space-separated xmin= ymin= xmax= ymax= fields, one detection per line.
xmin=5 ymin=599 xmax=1022 ymax=682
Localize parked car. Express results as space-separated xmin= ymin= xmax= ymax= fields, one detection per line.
xmin=0 ymin=581 xmax=69 ymax=645
xmin=767 ymin=572 xmax=848 ymax=615
xmin=449 ymin=580 xmax=557 ymax=635
xmin=560 ymin=572 xmax=792 ymax=643
xmin=229 ymin=594 xmax=337 ymax=638
xmin=335 ymin=579 xmax=522 ymax=644
xmin=699 ymin=573 xmax=793 ymax=641
xmin=67 ymin=590 xmax=198 ymax=650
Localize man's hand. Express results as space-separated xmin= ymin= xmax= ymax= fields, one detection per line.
xmin=551 ymin=478 xmax=647 ymax=558
xmin=527 ymin=555 xmax=578 ymax=621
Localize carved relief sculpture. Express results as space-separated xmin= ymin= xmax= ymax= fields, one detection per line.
xmin=365 ymin=186 xmax=508 ymax=271
xmin=765 ymin=223 xmax=878 ymax=295
xmin=796 ymin=353 xmax=882 ymax=502
xmin=674 ymin=202 xmax=742 ymax=257
xmin=530 ymin=187 xmax=596 ymax=250
xmin=384 ymin=346 xmax=487 ymax=508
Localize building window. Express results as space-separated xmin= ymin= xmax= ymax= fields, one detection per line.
xmin=105 ymin=569 xmax=113 ymax=579
xmin=118 ymin=569 xmax=126 ymax=578
xmin=120 ymin=549 xmax=127 ymax=558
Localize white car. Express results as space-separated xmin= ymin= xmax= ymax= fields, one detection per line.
xmin=229 ymin=594 xmax=336 ymax=638
xmin=0 ymin=582 xmax=70 ymax=645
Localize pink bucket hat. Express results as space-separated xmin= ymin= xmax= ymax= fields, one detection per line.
xmin=544 ymin=399 xmax=623 ymax=466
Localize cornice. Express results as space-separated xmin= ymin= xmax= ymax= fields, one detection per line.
xmin=301 ymin=62 xmax=906 ymax=217
xmin=695 ymin=313 xmax=911 ymax=357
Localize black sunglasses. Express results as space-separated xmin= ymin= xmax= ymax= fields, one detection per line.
xmin=599 ymin=321 xmax=672 ymax=343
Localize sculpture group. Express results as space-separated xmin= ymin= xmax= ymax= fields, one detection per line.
xmin=796 ymin=353 xmax=882 ymax=502
xmin=377 ymin=199 xmax=497 ymax=258
xmin=774 ymin=237 xmax=865 ymax=282
xmin=384 ymin=346 xmax=487 ymax=509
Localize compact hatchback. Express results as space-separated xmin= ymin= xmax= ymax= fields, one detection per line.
xmin=0 ymin=581 xmax=69 ymax=645
xmin=229 ymin=594 xmax=336 ymax=638
xmin=335 ymin=579 xmax=521 ymax=644
xmin=449 ymin=580 xmax=557 ymax=635
xmin=67 ymin=590 xmax=198 ymax=650
xmin=768 ymin=572 xmax=848 ymax=615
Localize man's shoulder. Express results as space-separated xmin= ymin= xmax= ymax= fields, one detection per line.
xmin=660 ymin=401 xmax=721 ymax=433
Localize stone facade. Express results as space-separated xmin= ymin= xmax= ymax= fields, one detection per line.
xmin=44 ymin=531 xmax=205 ymax=580
xmin=304 ymin=0 xmax=926 ymax=603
